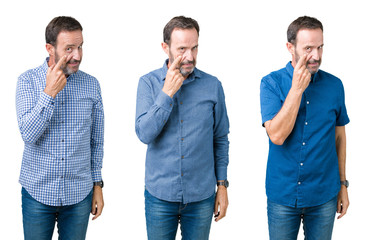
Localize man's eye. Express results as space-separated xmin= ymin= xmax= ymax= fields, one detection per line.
xmin=66 ymin=48 xmax=72 ymax=52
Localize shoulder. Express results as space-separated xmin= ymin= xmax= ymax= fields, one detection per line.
xmin=194 ymin=68 xmax=221 ymax=88
xmin=75 ymin=70 xmax=101 ymax=87
xmin=260 ymin=66 xmax=288 ymax=93
xmin=139 ymin=67 xmax=165 ymax=88
xmin=317 ymin=69 xmax=343 ymax=86
xmin=18 ymin=64 xmax=45 ymax=82
xmin=262 ymin=66 xmax=287 ymax=83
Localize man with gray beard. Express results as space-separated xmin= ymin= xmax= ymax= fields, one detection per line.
xmin=16 ymin=16 xmax=104 ymax=240
xmin=136 ymin=16 xmax=230 ymax=240
xmin=260 ymin=16 xmax=349 ymax=240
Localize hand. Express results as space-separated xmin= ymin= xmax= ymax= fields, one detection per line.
xmin=44 ymin=55 xmax=69 ymax=98
xmin=291 ymin=54 xmax=311 ymax=94
xmin=91 ymin=186 xmax=104 ymax=220
xmin=214 ymin=186 xmax=228 ymax=222
xmin=337 ymin=186 xmax=349 ymax=219
xmin=162 ymin=55 xmax=184 ymax=98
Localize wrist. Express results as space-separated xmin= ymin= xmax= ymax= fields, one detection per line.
xmin=93 ymin=180 xmax=104 ymax=188
xmin=289 ymin=87 xmax=304 ymax=97
xmin=44 ymin=88 xmax=56 ymax=99
xmin=340 ymin=180 xmax=349 ymax=188
xmin=162 ymin=88 xmax=174 ymax=98
xmin=217 ymin=179 xmax=229 ymax=188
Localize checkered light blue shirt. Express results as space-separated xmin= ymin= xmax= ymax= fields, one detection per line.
xmin=16 ymin=58 xmax=104 ymax=206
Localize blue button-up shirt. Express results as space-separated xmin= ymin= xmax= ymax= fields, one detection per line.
xmin=135 ymin=60 xmax=229 ymax=204
xmin=16 ymin=59 xmax=104 ymax=206
xmin=260 ymin=62 xmax=349 ymax=208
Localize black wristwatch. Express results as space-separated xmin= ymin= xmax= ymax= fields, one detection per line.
xmin=94 ymin=180 xmax=104 ymax=188
xmin=217 ymin=179 xmax=229 ymax=188
xmin=340 ymin=180 xmax=349 ymax=188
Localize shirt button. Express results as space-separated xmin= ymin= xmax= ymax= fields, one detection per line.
xmin=180 ymin=101 xmax=183 ymax=105
xmin=170 ymin=104 xmax=172 ymax=107
xmin=302 ymin=142 xmax=306 ymax=146
xmin=298 ymin=182 xmax=301 ymax=185
xmin=62 ymin=158 xmax=64 ymax=161
xmin=305 ymin=122 xmax=308 ymax=125
xmin=181 ymin=173 xmax=184 ymax=176
xmin=307 ymin=101 xmax=310 ymax=104
xmin=181 ymin=155 xmax=184 ymax=159
xmin=181 ymin=138 xmax=184 ymax=141
xmin=61 ymin=139 xmax=64 ymax=142
xmin=181 ymin=120 xmax=183 ymax=123
xmin=300 ymin=163 xmax=303 ymax=166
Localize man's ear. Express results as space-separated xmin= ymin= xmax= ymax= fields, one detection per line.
xmin=286 ymin=42 xmax=294 ymax=55
xmin=46 ymin=43 xmax=55 ymax=56
xmin=161 ymin=42 xmax=169 ymax=55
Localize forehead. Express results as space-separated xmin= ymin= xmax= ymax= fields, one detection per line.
xmin=170 ymin=28 xmax=198 ymax=46
xmin=56 ymin=30 xmax=83 ymax=45
xmin=296 ymin=28 xmax=323 ymax=46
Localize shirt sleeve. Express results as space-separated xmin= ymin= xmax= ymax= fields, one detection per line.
xmin=135 ymin=76 xmax=174 ymax=144
xmin=260 ymin=76 xmax=282 ymax=126
xmin=213 ymin=81 xmax=230 ymax=181
xmin=336 ymin=81 xmax=350 ymax=126
xmin=90 ymin=81 xmax=104 ymax=182
xmin=16 ymin=73 xmax=55 ymax=144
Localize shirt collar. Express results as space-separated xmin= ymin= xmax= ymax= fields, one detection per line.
xmin=286 ymin=61 xmax=319 ymax=83
xmin=160 ymin=59 xmax=201 ymax=85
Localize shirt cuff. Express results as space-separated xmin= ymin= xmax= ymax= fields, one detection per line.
xmin=155 ymin=90 xmax=174 ymax=112
xmin=216 ymin=167 xmax=227 ymax=181
xmin=39 ymin=91 xmax=55 ymax=109
xmin=91 ymin=169 xmax=102 ymax=182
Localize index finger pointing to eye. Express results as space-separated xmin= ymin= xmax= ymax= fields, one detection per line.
xmin=169 ymin=55 xmax=183 ymax=70
xmin=295 ymin=53 xmax=308 ymax=69
xmin=54 ymin=55 xmax=67 ymax=71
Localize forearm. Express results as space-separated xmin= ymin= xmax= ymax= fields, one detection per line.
xmin=265 ymin=88 xmax=303 ymax=145
xmin=336 ymin=126 xmax=347 ymax=181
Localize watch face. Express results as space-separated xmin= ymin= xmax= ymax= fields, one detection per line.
xmin=224 ymin=180 xmax=229 ymax=188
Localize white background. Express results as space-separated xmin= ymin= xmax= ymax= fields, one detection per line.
xmin=1 ymin=0 xmax=364 ymax=239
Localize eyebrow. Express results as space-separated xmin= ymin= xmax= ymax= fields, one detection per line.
xmin=305 ymin=43 xmax=324 ymax=48
xmin=65 ymin=42 xmax=84 ymax=48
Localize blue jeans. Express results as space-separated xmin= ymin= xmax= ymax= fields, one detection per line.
xmin=145 ymin=189 xmax=215 ymax=240
xmin=267 ymin=196 xmax=337 ymax=240
xmin=22 ymin=187 xmax=92 ymax=240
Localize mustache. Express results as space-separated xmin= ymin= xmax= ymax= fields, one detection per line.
xmin=180 ymin=60 xmax=195 ymax=66
xmin=67 ymin=59 xmax=81 ymax=64
xmin=307 ymin=59 xmax=320 ymax=64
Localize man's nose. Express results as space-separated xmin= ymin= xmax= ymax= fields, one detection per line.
xmin=183 ymin=50 xmax=193 ymax=61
